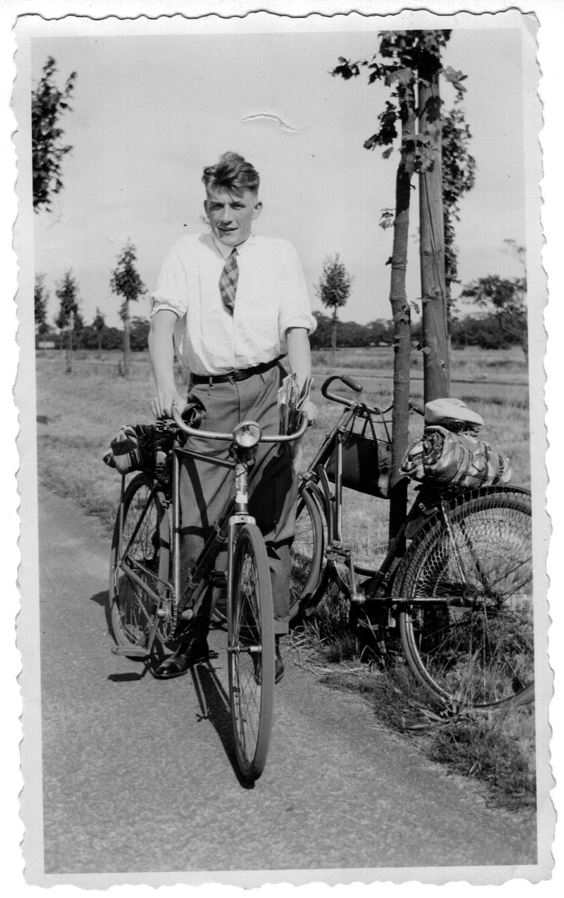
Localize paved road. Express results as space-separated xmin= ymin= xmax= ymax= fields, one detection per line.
xmin=36 ymin=486 xmax=536 ymax=878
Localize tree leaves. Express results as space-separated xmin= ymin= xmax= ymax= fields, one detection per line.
xmin=31 ymin=56 xmax=77 ymax=213
xmin=109 ymin=242 xmax=146 ymax=305
xmin=444 ymin=66 xmax=468 ymax=98
xmin=315 ymin=253 xmax=354 ymax=316
xmin=331 ymin=57 xmax=360 ymax=80
xmin=460 ymin=273 xmax=528 ymax=354
xmin=379 ymin=209 xmax=395 ymax=229
xmin=55 ymin=270 xmax=80 ymax=328
xmin=34 ymin=274 xmax=49 ymax=337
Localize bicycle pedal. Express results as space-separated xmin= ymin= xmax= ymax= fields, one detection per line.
xmin=350 ymin=591 xmax=366 ymax=605
xmin=111 ymin=644 xmax=148 ymax=658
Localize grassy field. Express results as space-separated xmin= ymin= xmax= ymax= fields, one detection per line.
xmin=35 ymin=345 xmax=531 ymax=531
xmin=34 ymin=346 xmax=535 ymax=811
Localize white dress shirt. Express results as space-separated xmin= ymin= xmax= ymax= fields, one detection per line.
xmin=150 ymin=232 xmax=316 ymax=375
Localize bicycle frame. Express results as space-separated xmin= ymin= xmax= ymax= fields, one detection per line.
xmin=171 ymin=439 xmax=255 ymax=623
xmin=298 ymin=387 xmax=395 ymax=602
xmin=297 ymin=375 xmax=531 ymax=610
xmin=170 ymin=408 xmax=309 ymax=624
xmin=112 ymin=411 xmax=307 ymax=659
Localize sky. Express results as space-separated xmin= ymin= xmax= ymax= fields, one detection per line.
xmin=26 ymin=15 xmax=532 ymax=329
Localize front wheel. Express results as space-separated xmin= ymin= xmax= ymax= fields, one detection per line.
xmin=109 ymin=473 xmax=173 ymax=656
xmin=395 ymin=490 xmax=534 ymax=710
xmin=228 ymin=523 xmax=275 ymax=784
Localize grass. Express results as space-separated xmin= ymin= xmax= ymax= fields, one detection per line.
xmin=35 ymin=347 xmax=535 ymax=811
xmin=312 ymin=345 xmax=529 ymax=378
xmin=36 ymin=356 xmax=157 ymax=528
xmin=289 ymin=611 xmax=537 ymax=813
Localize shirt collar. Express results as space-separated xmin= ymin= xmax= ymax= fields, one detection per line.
xmin=211 ymin=233 xmax=256 ymax=259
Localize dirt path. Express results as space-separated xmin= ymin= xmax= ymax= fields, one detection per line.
xmin=33 ymin=486 xmax=536 ymax=879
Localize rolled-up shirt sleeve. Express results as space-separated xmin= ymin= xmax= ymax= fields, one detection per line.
xmin=278 ymin=243 xmax=317 ymax=338
xmin=150 ymin=241 xmax=189 ymax=319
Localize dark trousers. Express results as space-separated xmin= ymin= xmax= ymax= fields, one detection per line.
xmin=179 ymin=364 xmax=297 ymax=636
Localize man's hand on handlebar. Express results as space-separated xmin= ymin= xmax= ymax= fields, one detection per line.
xmin=151 ymin=389 xmax=186 ymax=419
xmin=302 ymin=397 xmax=317 ymax=425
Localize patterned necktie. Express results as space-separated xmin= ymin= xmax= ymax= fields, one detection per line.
xmin=219 ymin=248 xmax=238 ymax=315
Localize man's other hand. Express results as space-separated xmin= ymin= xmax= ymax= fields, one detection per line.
xmin=151 ymin=390 xmax=186 ymax=419
xmin=302 ymin=397 xmax=317 ymax=425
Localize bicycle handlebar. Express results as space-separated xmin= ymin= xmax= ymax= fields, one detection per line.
xmin=321 ymin=374 xmax=424 ymax=419
xmin=321 ymin=374 xmax=362 ymax=404
xmin=171 ymin=405 xmax=309 ymax=443
xmin=321 ymin=374 xmax=390 ymax=416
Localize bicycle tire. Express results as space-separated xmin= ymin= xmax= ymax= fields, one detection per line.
xmin=228 ymin=523 xmax=275 ymax=783
xmin=109 ymin=473 xmax=173 ymax=655
xmin=395 ymin=490 xmax=533 ymax=710
xmin=289 ymin=485 xmax=325 ymax=621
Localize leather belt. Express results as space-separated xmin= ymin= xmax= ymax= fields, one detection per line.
xmin=190 ymin=356 xmax=282 ymax=386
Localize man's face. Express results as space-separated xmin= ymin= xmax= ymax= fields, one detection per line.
xmin=204 ymin=186 xmax=262 ymax=247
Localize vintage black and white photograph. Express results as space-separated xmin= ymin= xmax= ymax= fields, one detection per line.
xmin=9 ymin=1 xmax=558 ymax=889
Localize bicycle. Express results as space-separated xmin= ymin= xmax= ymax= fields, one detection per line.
xmin=290 ymin=374 xmax=534 ymax=711
xmin=108 ymin=404 xmax=307 ymax=783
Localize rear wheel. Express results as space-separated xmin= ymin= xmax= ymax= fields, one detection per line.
xmin=289 ymin=485 xmax=325 ymax=621
xmin=109 ymin=474 xmax=173 ymax=655
xmin=228 ymin=524 xmax=275 ymax=783
xmin=395 ymin=491 xmax=533 ymax=709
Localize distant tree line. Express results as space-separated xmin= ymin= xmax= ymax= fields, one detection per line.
xmin=309 ymin=308 xmax=526 ymax=352
xmin=36 ymin=311 xmax=150 ymax=353
xmin=36 ymin=304 xmax=525 ymax=355
xmin=310 ymin=312 xmax=394 ymax=349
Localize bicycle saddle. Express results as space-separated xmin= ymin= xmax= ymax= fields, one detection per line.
xmin=424 ymin=397 xmax=484 ymax=429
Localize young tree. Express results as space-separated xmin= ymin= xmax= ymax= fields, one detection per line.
xmin=333 ymin=33 xmax=419 ymax=539
xmin=92 ymin=307 xmax=106 ymax=353
xmin=333 ymin=31 xmax=474 ymax=540
xmin=460 ymin=274 xmax=527 ymax=356
xmin=110 ymin=242 xmax=146 ymax=376
xmin=55 ymin=269 xmax=80 ymax=372
xmin=315 ymin=254 xmax=353 ymax=366
xmin=31 ymin=57 xmax=77 ymax=213
xmin=34 ymin=273 xmax=50 ymax=343
xmin=442 ymin=106 xmax=476 ymax=301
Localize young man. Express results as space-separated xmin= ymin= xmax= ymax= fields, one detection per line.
xmin=148 ymin=151 xmax=316 ymax=680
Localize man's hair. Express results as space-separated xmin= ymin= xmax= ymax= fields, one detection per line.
xmin=202 ymin=152 xmax=260 ymax=195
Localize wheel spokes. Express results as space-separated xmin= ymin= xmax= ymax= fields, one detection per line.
xmin=409 ymin=503 xmax=533 ymax=706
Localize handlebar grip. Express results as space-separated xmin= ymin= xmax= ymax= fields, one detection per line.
xmin=321 ymin=374 xmax=364 ymax=408
xmin=340 ymin=375 xmax=363 ymax=393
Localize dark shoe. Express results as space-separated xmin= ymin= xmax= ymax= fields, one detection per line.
xmin=152 ymin=632 xmax=209 ymax=679
xmin=252 ymin=640 xmax=284 ymax=685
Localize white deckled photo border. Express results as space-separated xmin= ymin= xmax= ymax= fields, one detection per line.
xmin=3 ymin=0 xmax=563 ymax=894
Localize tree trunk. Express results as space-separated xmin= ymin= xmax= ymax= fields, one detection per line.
xmin=388 ymin=95 xmax=416 ymax=545
xmin=122 ymin=302 xmax=130 ymax=377
xmin=331 ymin=314 xmax=337 ymax=368
xmin=418 ymin=75 xmax=450 ymax=403
xmin=65 ymin=311 xmax=73 ymax=373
